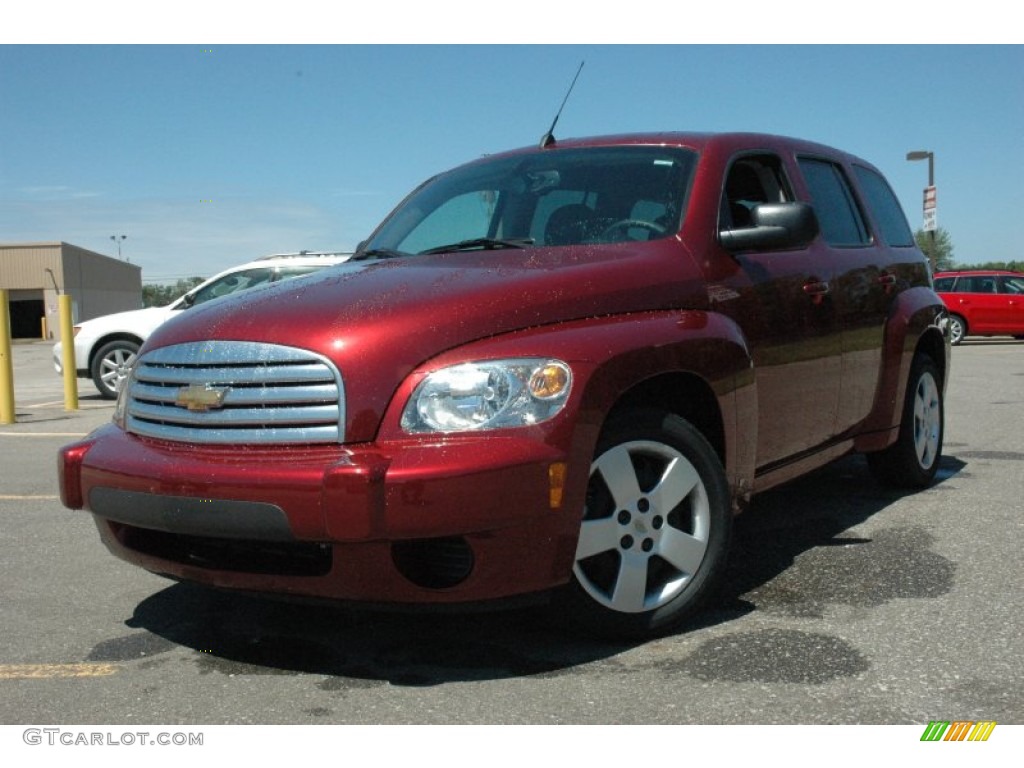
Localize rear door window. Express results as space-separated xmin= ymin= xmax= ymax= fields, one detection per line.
xmin=955 ymin=275 xmax=998 ymax=293
xmin=798 ymin=158 xmax=870 ymax=247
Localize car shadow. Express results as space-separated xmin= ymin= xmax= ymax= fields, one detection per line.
xmin=700 ymin=452 xmax=966 ymax=627
xmin=12 ymin=391 xmax=113 ymax=423
xmin=112 ymin=453 xmax=967 ymax=685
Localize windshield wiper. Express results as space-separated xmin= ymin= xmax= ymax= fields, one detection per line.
xmin=350 ymin=248 xmax=410 ymax=261
xmin=419 ymin=237 xmax=534 ymax=255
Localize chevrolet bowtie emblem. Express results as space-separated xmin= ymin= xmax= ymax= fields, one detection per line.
xmin=175 ymin=384 xmax=230 ymax=412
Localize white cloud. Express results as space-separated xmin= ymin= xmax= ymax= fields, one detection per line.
xmin=19 ymin=185 xmax=102 ymax=200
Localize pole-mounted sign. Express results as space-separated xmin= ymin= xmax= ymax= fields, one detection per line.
xmin=923 ymin=185 xmax=937 ymax=232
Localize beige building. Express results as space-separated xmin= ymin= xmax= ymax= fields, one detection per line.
xmin=0 ymin=242 xmax=142 ymax=342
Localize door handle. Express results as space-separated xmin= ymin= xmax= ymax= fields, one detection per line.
xmin=802 ymin=280 xmax=830 ymax=296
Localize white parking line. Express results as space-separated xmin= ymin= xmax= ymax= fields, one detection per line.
xmin=20 ymin=401 xmax=110 ymax=409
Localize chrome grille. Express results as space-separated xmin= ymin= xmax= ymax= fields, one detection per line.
xmin=124 ymin=341 xmax=345 ymax=444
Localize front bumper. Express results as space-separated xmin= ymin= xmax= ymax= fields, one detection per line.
xmin=59 ymin=424 xmax=587 ymax=604
xmin=52 ymin=341 xmax=89 ymax=378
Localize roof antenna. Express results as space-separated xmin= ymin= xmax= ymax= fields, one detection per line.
xmin=540 ymin=61 xmax=584 ymax=149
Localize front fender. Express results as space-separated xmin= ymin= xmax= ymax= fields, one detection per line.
xmin=379 ymin=310 xmax=757 ymax=504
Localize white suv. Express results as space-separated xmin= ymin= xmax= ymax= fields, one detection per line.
xmin=53 ymin=251 xmax=352 ymax=398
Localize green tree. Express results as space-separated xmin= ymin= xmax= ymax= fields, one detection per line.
xmin=142 ymin=277 xmax=205 ymax=307
xmin=956 ymin=259 xmax=1024 ymax=273
xmin=914 ymin=228 xmax=955 ymax=272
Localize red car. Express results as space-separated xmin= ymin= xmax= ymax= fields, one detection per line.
xmin=58 ymin=133 xmax=950 ymax=638
xmin=933 ymin=270 xmax=1024 ymax=344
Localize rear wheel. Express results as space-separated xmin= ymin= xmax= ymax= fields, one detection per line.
xmin=558 ymin=409 xmax=732 ymax=638
xmin=91 ymin=340 xmax=139 ymax=399
xmin=867 ymin=354 xmax=943 ymax=488
xmin=948 ymin=315 xmax=966 ymax=345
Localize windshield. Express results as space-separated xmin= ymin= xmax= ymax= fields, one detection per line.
xmin=180 ymin=265 xmax=331 ymax=308
xmin=364 ymin=146 xmax=697 ymax=256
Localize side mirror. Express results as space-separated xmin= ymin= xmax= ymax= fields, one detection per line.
xmin=181 ymin=292 xmax=196 ymax=308
xmin=719 ymin=202 xmax=820 ymax=253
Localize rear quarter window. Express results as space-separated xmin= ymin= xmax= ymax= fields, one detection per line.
xmin=853 ymin=165 xmax=916 ymax=247
xmin=1003 ymin=276 xmax=1024 ymax=294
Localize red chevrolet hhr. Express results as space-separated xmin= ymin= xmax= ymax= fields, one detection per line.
xmin=59 ymin=132 xmax=951 ymax=638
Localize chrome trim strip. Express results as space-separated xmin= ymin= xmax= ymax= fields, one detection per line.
xmin=124 ymin=419 xmax=341 ymax=444
xmin=136 ymin=360 xmax=333 ymax=385
xmin=142 ymin=341 xmax=321 ymax=365
xmin=124 ymin=341 xmax=346 ymax=445
xmin=127 ymin=400 xmax=341 ymax=426
xmin=131 ymin=382 xmax=339 ymax=405
xmin=135 ymin=362 xmax=334 ymax=385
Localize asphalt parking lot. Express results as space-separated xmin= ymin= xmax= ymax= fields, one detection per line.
xmin=1 ymin=338 xmax=1021 ymax=725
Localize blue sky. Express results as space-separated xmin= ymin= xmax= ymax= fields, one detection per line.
xmin=1 ymin=41 xmax=1021 ymax=282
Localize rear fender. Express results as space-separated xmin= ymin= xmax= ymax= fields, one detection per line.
xmin=855 ymin=286 xmax=949 ymax=452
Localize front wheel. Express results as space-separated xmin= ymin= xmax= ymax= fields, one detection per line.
xmin=90 ymin=340 xmax=139 ymax=399
xmin=557 ymin=409 xmax=732 ymax=638
xmin=866 ymin=354 xmax=943 ymax=488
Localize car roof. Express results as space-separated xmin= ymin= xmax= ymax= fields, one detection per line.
xmin=202 ymin=251 xmax=352 ymax=280
xmin=167 ymin=252 xmax=352 ymax=307
xmin=475 ymin=131 xmax=869 ymax=165
xmin=253 ymin=251 xmax=353 ymax=263
xmin=934 ymin=270 xmax=1024 ymax=277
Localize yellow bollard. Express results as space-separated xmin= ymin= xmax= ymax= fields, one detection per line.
xmin=59 ymin=294 xmax=79 ymax=411
xmin=0 ymin=290 xmax=15 ymax=424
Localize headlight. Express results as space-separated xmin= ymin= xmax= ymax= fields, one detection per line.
xmin=401 ymin=358 xmax=572 ymax=433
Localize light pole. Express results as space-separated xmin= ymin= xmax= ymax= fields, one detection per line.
xmin=110 ymin=234 xmax=127 ymax=260
xmin=906 ymin=151 xmax=936 ymax=273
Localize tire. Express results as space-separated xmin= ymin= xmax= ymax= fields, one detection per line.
xmin=557 ymin=409 xmax=732 ymax=638
xmin=866 ymin=354 xmax=943 ymax=488
xmin=90 ymin=340 xmax=139 ymax=399
xmin=948 ymin=315 xmax=966 ymax=346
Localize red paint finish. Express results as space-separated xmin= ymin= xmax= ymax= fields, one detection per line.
xmin=58 ymin=132 xmax=949 ymax=612
xmin=934 ymin=270 xmax=1024 ymax=342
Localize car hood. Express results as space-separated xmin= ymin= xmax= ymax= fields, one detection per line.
xmin=145 ymin=244 xmax=706 ymax=441
xmin=76 ymin=304 xmax=178 ymax=338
